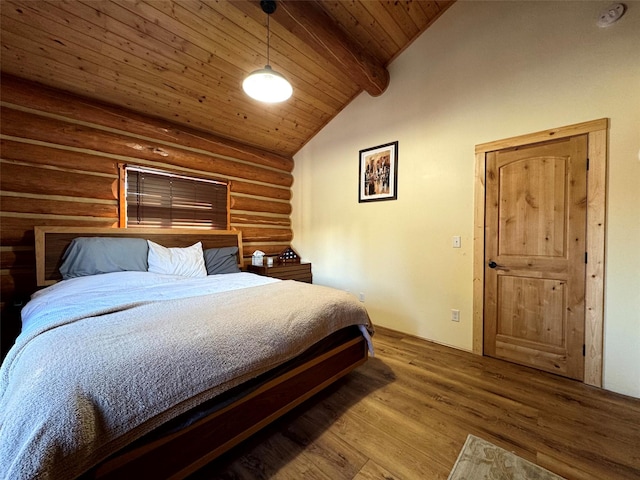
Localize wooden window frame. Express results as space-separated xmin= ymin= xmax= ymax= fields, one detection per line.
xmin=473 ymin=119 xmax=608 ymax=388
xmin=118 ymin=164 xmax=230 ymax=230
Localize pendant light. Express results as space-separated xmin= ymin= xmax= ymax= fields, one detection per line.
xmin=242 ymin=0 xmax=293 ymax=103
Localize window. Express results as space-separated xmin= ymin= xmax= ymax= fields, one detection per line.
xmin=122 ymin=165 xmax=229 ymax=229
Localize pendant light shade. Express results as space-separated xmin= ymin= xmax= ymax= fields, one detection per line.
xmin=243 ymin=0 xmax=292 ymax=103
xmin=243 ymin=65 xmax=293 ymax=103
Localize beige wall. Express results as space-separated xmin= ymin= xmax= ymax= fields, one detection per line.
xmin=292 ymin=1 xmax=640 ymax=397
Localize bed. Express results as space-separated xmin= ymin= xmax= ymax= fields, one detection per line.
xmin=0 ymin=227 xmax=373 ymax=480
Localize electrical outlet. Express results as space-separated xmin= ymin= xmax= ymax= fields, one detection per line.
xmin=451 ymin=309 xmax=460 ymax=322
xmin=452 ymin=236 xmax=461 ymax=248
xmin=359 ymin=292 xmax=365 ymax=302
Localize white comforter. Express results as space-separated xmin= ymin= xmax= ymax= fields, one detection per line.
xmin=20 ymin=271 xmax=280 ymax=336
xmin=0 ymin=272 xmax=373 ymax=480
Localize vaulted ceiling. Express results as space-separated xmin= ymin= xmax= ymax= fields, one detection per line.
xmin=0 ymin=1 xmax=454 ymax=157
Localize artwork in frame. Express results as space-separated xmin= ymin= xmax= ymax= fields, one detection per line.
xmin=358 ymin=141 xmax=398 ymax=203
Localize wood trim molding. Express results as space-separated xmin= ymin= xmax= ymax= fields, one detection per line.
xmin=473 ymin=119 xmax=608 ymax=388
xmin=584 ymin=128 xmax=607 ymax=386
xmin=474 ymin=118 xmax=608 ymax=153
xmin=472 ymin=151 xmax=486 ymax=356
xmin=118 ymin=164 xmax=127 ymax=228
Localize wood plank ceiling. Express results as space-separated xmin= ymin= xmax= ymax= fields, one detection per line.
xmin=0 ymin=1 xmax=454 ymax=157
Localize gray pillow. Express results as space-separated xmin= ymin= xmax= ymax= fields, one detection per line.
xmin=203 ymin=246 xmax=240 ymax=275
xmin=59 ymin=237 xmax=149 ymax=280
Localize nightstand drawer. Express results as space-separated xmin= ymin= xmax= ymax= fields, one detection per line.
xmin=247 ymin=262 xmax=312 ymax=283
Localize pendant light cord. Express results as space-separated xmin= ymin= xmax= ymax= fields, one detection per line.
xmin=266 ymin=13 xmax=270 ymax=66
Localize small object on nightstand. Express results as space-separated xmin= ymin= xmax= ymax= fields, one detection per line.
xmin=277 ymin=247 xmax=300 ymax=264
xmin=267 ymin=257 xmax=274 ymax=267
xmin=252 ymin=250 xmax=265 ymax=266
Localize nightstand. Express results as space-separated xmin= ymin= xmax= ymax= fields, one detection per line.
xmin=247 ymin=262 xmax=312 ymax=283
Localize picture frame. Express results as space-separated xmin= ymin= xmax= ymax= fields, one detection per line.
xmin=358 ymin=141 xmax=398 ymax=203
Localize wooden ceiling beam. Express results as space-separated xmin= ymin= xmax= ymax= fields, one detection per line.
xmin=275 ymin=0 xmax=390 ymax=97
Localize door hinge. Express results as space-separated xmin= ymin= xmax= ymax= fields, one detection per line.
xmin=585 ymin=252 xmax=588 ymax=264
xmin=586 ymin=158 xmax=590 ymax=170
xmin=583 ymin=344 xmax=586 ymax=356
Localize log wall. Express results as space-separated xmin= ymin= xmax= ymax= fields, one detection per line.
xmin=0 ymin=75 xmax=294 ymax=355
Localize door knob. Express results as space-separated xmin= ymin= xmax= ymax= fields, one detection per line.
xmin=488 ymin=261 xmax=498 ymax=269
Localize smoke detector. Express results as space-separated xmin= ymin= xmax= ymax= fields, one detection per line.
xmin=597 ymin=3 xmax=626 ymax=27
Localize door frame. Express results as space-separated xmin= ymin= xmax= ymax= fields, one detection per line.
xmin=473 ymin=119 xmax=608 ymax=387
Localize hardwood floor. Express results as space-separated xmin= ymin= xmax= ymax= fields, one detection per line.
xmin=188 ymin=326 xmax=640 ymax=480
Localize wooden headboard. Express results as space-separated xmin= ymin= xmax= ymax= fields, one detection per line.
xmin=35 ymin=227 xmax=244 ymax=287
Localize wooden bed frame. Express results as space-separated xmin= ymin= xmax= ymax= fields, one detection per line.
xmin=35 ymin=226 xmax=245 ymax=287
xmin=34 ymin=227 xmax=369 ymax=479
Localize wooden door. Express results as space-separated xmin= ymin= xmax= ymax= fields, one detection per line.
xmin=484 ymin=135 xmax=587 ymax=380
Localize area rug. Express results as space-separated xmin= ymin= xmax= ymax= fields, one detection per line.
xmin=448 ymin=434 xmax=566 ymax=480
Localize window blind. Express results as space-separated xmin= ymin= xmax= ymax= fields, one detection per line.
xmin=125 ymin=166 xmax=228 ymax=229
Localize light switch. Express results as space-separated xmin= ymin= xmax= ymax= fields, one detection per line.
xmin=453 ymin=236 xmax=461 ymax=248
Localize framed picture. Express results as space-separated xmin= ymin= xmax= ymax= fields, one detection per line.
xmin=358 ymin=141 xmax=398 ymax=203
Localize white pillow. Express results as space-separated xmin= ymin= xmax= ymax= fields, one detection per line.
xmin=147 ymin=240 xmax=207 ymax=277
